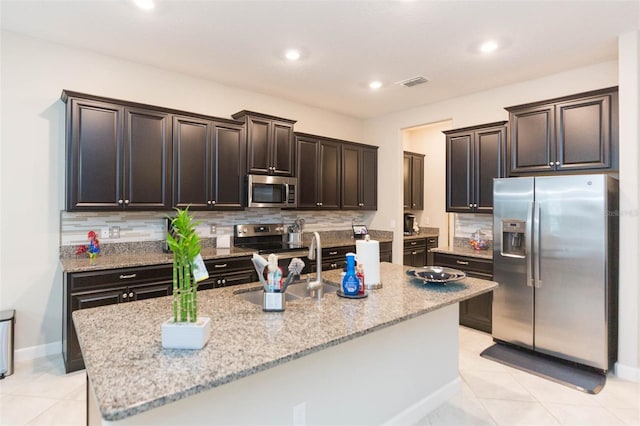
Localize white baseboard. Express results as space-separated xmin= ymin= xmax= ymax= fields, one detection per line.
xmin=15 ymin=341 xmax=61 ymax=363
xmin=383 ymin=377 xmax=462 ymax=426
xmin=615 ymin=361 xmax=640 ymax=383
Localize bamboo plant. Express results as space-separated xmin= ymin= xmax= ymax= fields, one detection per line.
xmin=166 ymin=207 xmax=201 ymax=323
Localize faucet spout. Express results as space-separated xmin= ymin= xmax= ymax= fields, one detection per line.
xmin=307 ymin=232 xmax=323 ymax=299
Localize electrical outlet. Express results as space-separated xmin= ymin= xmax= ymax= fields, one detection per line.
xmin=210 ymin=225 xmax=216 ymax=234
xmin=101 ymin=228 xmax=109 ymax=239
xmin=110 ymin=226 xmax=120 ymax=239
xmin=293 ymin=402 xmax=306 ymax=426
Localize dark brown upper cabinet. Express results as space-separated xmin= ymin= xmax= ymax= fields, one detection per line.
xmin=342 ymin=143 xmax=378 ymax=210
xmin=295 ymin=133 xmax=341 ymax=209
xmin=63 ymin=92 xmax=172 ymax=211
xmin=173 ymin=115 xmax=245 ymax=210
xmin=444 ymin=121 xmax=507 ymax=214
xmin=506 ymin=87 xmax=618 ymax=175
xmin=403 ymin=151 xmax=425 ymax=210
xmin=231 ymin=111 xmax=296 ymax=177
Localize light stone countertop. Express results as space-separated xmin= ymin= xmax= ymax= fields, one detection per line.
xmin=61 ymin=232 xmax=393 ymax=273
xmin=73 ymin=262 xmax=497 ymax=422
xmin=431 ymin=246 xmax=493 ymax=260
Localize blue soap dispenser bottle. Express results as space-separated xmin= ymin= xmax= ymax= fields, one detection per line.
xmin=342 ymin=253 xmax=360 ymax=296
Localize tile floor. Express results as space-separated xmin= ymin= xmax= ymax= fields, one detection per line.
xmin=0 ymin=326 xmax=638 ymax=425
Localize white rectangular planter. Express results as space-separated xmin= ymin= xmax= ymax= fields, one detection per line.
xmin=161 ymin=317 xmax=211 ymax=350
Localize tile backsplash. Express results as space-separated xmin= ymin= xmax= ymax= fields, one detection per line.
xmin=60 ymin=209 xmax=373 ymax=247
xmin=453 ymin=213 xmax=493 ymax=249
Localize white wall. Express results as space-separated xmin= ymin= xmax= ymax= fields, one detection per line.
xmin=365 ymin=58 xmax=640 ymax=380
xmin=0 ymin=31 xmax=364 ymax=355
xmin=403 ymin=121 xmax=452 ymax=245
xmin=617 ymin=31 xmax=640 ymax=381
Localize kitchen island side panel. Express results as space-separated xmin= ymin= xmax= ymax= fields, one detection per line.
xmin=94 ymin=304 xmax=460 ymax=426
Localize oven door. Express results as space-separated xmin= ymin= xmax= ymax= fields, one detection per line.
xmin=247 ymin=175 xmax=297 ymax=208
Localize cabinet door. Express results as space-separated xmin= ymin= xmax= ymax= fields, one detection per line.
xmin=509 ymin=105 xmax=555 ymax=174
xmin=246 ymin=117 xmax=271 ymax=175
xmin=319 ymin=140 xmax=341 ymax=209
xmin=460 ymin=293 xmax=493 ymax=333
xmin=296 ymin=136 xmax=320 ymax=208
xmin=555 ymin=94 xmax=611 ymax=170
xmin=129 ymin=281 xmax=173 ymax=301
xmin=67 ymin=99 xmax=123 ymax=210
xmin=403 ymin=154 xmax=411 ymax=210
xmin=360 ymin=147 xmax=378 ymax=210
xmin=410 ymin=155 xmax=424 ymax=210
xmin=211 ymin=123 xmax=245 ymax=209
xmin=474 ymin=125 xmax=505 ymax=213
xmin=124 ymin=107 xmax=172 ymax=210
xmin=172 ymin=116 xmax=210 ymax=209
xmin=67 ymin=288 xmax=125 ymax=370
xmin=341 ymin=144 xmax=360 ymax=209
xmin=446 ymin=133 xmax=473 ymax=212
xmin=272 ymin=121 xmax=295 ymax=176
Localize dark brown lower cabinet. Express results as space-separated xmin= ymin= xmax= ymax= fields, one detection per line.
xmin=433 ymin=252 xmax=493 ymax=333
xmin=63 ymin=258 xmax=256 ymax=373
xmin=403 ymin=238 xmax=427 ymax=267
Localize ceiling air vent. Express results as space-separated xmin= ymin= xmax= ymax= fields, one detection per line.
xmin=397 ymin=76 xmax=429 ymax=88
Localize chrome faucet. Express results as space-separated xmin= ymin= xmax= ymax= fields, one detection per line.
xmin=307 ymin=232 xmax=323 ymax=300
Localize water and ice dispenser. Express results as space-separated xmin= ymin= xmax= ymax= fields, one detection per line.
xmin=501 ymin=220 xmax=526 ymax=258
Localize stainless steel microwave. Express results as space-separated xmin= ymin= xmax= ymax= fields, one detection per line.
xmin=247 ymin=175 xmax=297 ymax=208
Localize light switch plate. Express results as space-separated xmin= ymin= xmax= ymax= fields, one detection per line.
xmin=110 ymin=226 xmax=120 ymax=239
xmin=101 ymin=228 xmax=109 ymax=239
xmin=210 ymin=225 xmax=216 ymax=234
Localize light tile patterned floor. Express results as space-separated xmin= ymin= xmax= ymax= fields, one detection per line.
xmin=0 ymin=326 xmax=638 ymax=425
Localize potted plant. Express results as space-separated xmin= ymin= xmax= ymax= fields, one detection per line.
xmin=161 ymin=207 xmax=211 ymax=349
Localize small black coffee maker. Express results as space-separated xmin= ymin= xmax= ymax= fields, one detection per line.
xmin=403 ymin=213 xmax=416 ymax=235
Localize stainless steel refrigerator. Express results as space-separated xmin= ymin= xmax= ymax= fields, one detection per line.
xmin=492 ymin=174 xmax=618 ymax=371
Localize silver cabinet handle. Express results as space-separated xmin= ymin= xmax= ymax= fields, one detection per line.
xmin=428 ymin=239 xmax=436 ymax=243
xmin=211 ymin=200 xmax=216 ymax=205
xmin=129 ymin=292 xmax=134 ymax=298
xmin=221 ymin=279 xmax=226 ymax=285
xmin=456 ymin=260 xmax=469 ymax=265
xmin=122 ymin=292 xmax=128 ymax=299
xmin=207 ymin=200 xmax=212 ymax=205
xmin=411 ymin=251 xmax=417 ymax=255
xmin=319 ymin=202 xmax=323 ymax=206
xmin=469 ymin=203 xmax=473 ymax=207
xmin=214 ymin=263 xmax=227 ymax=268
xmin=118 ymin=199 xmax=124 ymax=205
xmin=329 ymin=251 xmax=338 ymax=255
xmin=555 ymin=161 xmax=560 ymax=166
xmin=410 ymin=241 xmax=417 ymax=246
xmin=124 ymin=200 xmax=130 ymax=205
xmin=119 ymin=274 xmax=137 ymax=279
xmin=474 ymin=204 xmax=478 ymax=207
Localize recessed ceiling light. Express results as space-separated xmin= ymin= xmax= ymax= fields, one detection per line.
xmin=369 ymin=81 xmax=382 ymax=90
xmin=285 ymin=49 xmax=301 ymax=61
xmin=479 ymin=40 xmax=498 ymax=53
xmin=133 ymin=0 xmax=155 ymax=10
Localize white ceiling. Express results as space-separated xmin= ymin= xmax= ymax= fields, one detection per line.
xmin=1 ymin=0 xmax=639 ymax=119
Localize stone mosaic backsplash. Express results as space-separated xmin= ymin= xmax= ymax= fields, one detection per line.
xmin=60 ymin=209 xmax=373 ymax=247
xmin=453 ymin=213 xmax=493 ymax=250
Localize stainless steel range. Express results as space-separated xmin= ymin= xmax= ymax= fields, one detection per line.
xmin=234 ymin=223 xmax=307 ymax=254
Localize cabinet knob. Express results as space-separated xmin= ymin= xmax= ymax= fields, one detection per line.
xmin=221 ymin=279 xmax=226 ymax=285
xmin=555 ymin=161 xmax=560 ymax=166
xmin=474 ymin=204 xmax=478 ymax=208
xmin=412 ymin=203 xmax=415 ymax=207
xmin=124 ymin=200 xmax=129 ymax=205
xmin=412 ymin=251 xmax=417 ymax=255
xmin=549 ymin=162 xmax=554 ymax=166
xmin=469 ymin=203 xmax=473 ymax=207
xmin=319 ymin=202 xmax=323 ymax=206
xmin=122 ymin=292 xmax=128 ymax=299
xmin=118 ymin=199 xmax=124 ymax=205
xmin=217 ymin=279 xmax=222 ymax=285
xmin=316 ymin=202 xmax=320 ymax=206
xmin=211 ymin=200 xmax=216 ymax=206
xmin=129 ymin=292 xmax=134 ymax=298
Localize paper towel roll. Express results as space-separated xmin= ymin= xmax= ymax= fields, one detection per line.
xmin=356 ymin=239 xmax=381 ymax=287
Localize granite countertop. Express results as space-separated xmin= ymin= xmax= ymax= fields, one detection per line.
xmin=61 ymin=231 xmax=394 ymax=273
xmin=431 ymin=246 xmax=493 ymax=260
xmin=73 ymin=262 xmax=497 ymax=422
xmin=403 ymin=231 xmax=439 ymax=241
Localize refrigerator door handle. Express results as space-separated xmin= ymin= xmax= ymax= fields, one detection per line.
xmin=533 ymin=201 xmax=541 ymax=288
xmin=526 ymin=201 xmax=534 ymax=287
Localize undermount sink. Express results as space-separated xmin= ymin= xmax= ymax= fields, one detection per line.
xmin=235 ymin=280 xmax=339 ymax=306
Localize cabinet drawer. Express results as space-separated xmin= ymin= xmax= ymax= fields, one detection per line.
xmin=433 ymin=253 xmax=493 ymax=276
xmin=426 ymin=237 xmax=438 ymax=248
xmin=404 ymin=238 xmax=426 ymax=249
xmin=67 ymin=264 xmax=173 ymax=291
xmin=205 ymin=256 xmax=254 ymax=274
xmin=322 ymin=245 xmax=355 ymax=258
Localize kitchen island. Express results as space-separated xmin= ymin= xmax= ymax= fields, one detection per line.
xmin=74 ymin=262 xmax=497 ymax=425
